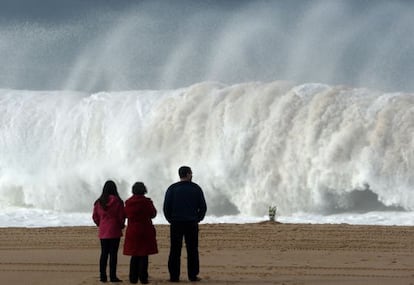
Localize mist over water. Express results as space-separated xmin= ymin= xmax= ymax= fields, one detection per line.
xmin=1 ymin=1 xmax=414 ymax=226
xmin=0 ymin=0 xmax=414 ymax=92
xmin=1 ymin=81 xmax=414 ymax=220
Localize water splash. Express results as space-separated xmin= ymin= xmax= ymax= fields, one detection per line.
xmin=1 ymin=81 xmax=413 ymax=216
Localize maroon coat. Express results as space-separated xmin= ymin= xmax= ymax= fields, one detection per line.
xmin=123 ymin=195 xmax=158 ymax=256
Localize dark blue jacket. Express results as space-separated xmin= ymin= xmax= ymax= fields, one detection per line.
xmin=163 ymin=181 xmax=207 ymax=223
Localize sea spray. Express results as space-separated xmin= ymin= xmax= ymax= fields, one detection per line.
xmin=1 ymin=1 xmax=414 ymax=92
xmin=0 ymin=81 xmax=413 ymax=218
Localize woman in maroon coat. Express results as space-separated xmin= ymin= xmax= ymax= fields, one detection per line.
xmin=123 ymin=182 xmax=158 ymax=284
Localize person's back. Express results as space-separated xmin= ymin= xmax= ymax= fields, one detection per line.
xmin=92 ymin=180 xmax=125 ymax=283
xmin=93 ymin=195 xmax=125 ymax=239
xmin=125 ymin=194 xmax=156 ymax=224
xmin=124 ymin=193 xmax=158 ymax=256
xmin=123 ymin=182 xmax=158 ymax=284
xmin=163 ymin=180 xmax=206 ymax=223
xmin=163 ymin=166 xmax=207 ymax=282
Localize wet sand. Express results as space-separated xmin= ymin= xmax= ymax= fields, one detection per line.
xmin=0 ymin=222 xmax=413 ymax=284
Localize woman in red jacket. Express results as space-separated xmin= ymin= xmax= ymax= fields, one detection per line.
xmin=93 ymin=180 xmax=125 ymax=283
xmin=123 ymin=182 xmax=158 ymax=284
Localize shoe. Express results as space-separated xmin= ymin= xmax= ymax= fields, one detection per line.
xmin=110 ymin=277 xmax=122 ymax=282
xmin=141 ymin=280 xmax=149 ymax=284
xmin=189 ymin=277 xmax=201 ymax=282
xmin=100 ymin=276 xmax=108 ymax=282
xmin=169 ymin=278 xmax=180 ymax=282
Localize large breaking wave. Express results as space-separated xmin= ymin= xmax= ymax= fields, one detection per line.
xmin=1 ymin=81 xmax=413 ymax=216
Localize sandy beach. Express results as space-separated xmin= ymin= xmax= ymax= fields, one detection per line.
xmin=0 ymin=222 xmax=413 ymax=285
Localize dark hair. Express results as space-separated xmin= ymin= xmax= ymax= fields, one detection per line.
xmin=178 ymin=166 xmax=192 ymax=178
xmin=95 ymin=180 xmax=122 ymax=210
xmin=132 ymin=182 xmax=147 ymax=195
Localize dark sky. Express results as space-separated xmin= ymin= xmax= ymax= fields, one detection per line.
xmin=1 ymin=0 xmax=413 ymax=92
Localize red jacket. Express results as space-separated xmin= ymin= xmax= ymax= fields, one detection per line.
xmin=123 ymin=195 xmax=158 ymax=256
xmin=92 ymin=195 xmax=125 ymax=239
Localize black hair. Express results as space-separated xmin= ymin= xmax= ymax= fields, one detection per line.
xmin=132 ymin=182 xmax=147 ymax=195
xmin=95 ymin=180 xmax=122 ymax=210
xmin=178 ymin=166 xmax=192 ymax=178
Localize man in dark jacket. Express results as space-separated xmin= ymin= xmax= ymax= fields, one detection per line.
xmin=163 ymin=166 xmax=207 ymax=282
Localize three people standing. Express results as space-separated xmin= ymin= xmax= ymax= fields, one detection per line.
xmin=163 ymin=166 xmax=207 ymax=282
xmin=92 ymin=165 xmax=207 ymax=283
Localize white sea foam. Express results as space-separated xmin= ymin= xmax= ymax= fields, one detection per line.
xmin=1 ymin=207 xmax=412 ymax=228
xmin=1 ymin=81 xmax=414 ymax=227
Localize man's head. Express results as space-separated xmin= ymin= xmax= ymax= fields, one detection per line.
xmin=178 ymin=166 xmax=192 ymax=181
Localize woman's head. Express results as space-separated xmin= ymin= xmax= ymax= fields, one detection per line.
xmin=132 ymin=182 xmax=147 ymax=195
xmin=103 ymin=180 xmax=118 ymax=196
xmin=96 ymin=180 xmax=121 ymax=209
